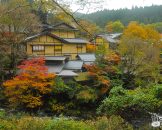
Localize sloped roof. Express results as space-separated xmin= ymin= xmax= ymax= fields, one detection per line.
xmin=52 ymin=22 xmax=78 ymax=31
xmin=98 ymin=34 xmax=118 ymax=43
xmin=77 ymin=53 xmax=96 ymax=62
xmin=45 ymin=56 xmax=66 ymax=61
xmin=64 ymin=60 xmax=83 ymax=70
xmin=64 ymin=38 xmax=89 ymax=44
xmin=92 ymin=33 xmax=122 ymax=44
xmin=83 ymin=61 xmax=95 ymax=65
xmin=109 ymin=33 xmax=122 ymax=39
xmin=57 ymin=70 xmax=78 ymax=77
xmin=25 ymin=32 xmax=88 ymax=44
xmin=24 ymin=31 xmax=68 ymax=43
xmin=47 ymin=64 xmax=64 ymax=74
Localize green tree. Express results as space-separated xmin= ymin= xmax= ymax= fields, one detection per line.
xmin=0 ymin=0 xmax=40 ymax=81
xmin=97 ymin=85 xmax=162 ymax=118
xmin=105 ymin=20 xmax=124 ymax=33
xmin=77 ymin=19 xmax=101 ymax=38
xmin=119 ymin=22 xmax=160 ymax=88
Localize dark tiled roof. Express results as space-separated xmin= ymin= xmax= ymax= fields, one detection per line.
xmin=38 ymin=22 xmax=79 ymax=32
xmin=52 ymin=22 xmax=78 ymax=30
xmin=24 ymin=31 xmax=68 ymax=43
xmin=25 ymin=32 xmax=89 ymax=44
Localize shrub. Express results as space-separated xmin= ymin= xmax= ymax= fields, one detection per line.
xmin=0 ymin=115 xmax=136 ymax=130
xmin=97 ymin=85 xmax=162 ymax=117
xmin=16 ymin=116 xmax=49 ymax=130
xmin=45 ymin=118 xmax=94 ymax=130
xmin=93 ymin=116 xmax=133 ymax=130
xmin=0 ymin=119 xmax=15 ymax=130
xmin=0 ymin=109 xmax=6 ymax=118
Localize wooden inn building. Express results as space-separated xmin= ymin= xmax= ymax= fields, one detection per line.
xmin=25 ymin=22 xmax=96 ymax=78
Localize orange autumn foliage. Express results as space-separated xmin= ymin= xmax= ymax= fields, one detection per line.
xmin=3 ymin=57 xmax=55 ymax=109
xmin=84 ymin=64 xmax=110 ymax=94
xmin=104 ymin=53 xmax=121 ymax=65
xmin=84 ymin=51 xmax=121 ymax=95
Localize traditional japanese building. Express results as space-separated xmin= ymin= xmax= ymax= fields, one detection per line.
xmin=25 ymin=22 xmax=96 ymax=78
xmin=25 ymin=22 xmax=89 ymax=60
xmin=91 ymin=33 xmax=122 ymax=50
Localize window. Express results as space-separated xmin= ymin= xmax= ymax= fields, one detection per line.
xmin=77 ymin=44 xmax=83 ymax=53
xmin=32 ymin=45 xmax=44 ymax=51
xmin=54 ymin=45 xmax=62 ymax=51
xmin=77 ymin=44 xmax=83 ymax=48
xmin=54 ymin=45 xmax=62 ymax=55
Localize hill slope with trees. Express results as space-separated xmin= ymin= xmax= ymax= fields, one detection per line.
xmin=80 ymin=5 xmax=162 ymax=28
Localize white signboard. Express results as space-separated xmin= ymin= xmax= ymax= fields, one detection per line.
xmin=149 ymin=112 xmax=162 ymax=127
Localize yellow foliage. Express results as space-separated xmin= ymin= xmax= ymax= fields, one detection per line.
xmin=123 ymin=22 xmax=147 ymax=40
xmin=86 ymin=44 xmax=96 ymax=53
xmin=123 ymin=21 xmax=160 ymax=43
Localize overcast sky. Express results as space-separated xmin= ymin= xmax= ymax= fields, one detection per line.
xmin=70 ymin=0 xmax=162 ymax=13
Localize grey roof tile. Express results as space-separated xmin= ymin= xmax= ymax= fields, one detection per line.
xmin=45 ymin=56 xmax=66 ymax=61
xmin=57 ymin=70 xmax=78 ymax=77
xmin=64 ymin=60 xmax=83 ymax=70
xmin=64 ymin=38 xmax=89 ymax=44
xmin=47 ymin=64 xmax=64 ymax=73
xmin=77 ymin=53 xmax=96 ymax=62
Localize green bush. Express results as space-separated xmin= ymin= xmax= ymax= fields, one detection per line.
xmin=0 ymin=109 xmax=6 ymax=119
xmin=45 ymin=118 xmax=94 ymax=130
xmin=97 ymin=85 xmax=162 ymax=116
xmin=93 ymin=116 xmax=133 ymax=130
xmin=0 ymin=119 xmax=15 ymax=130
xmin=0 ymin=116 xmax=94 ymax=130
xmin=0 ymin=116 xmax=49 ymax=130
xmin=154 ymin=84 xmax=162 ymax=99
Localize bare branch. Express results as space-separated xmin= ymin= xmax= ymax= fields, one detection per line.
xmin=0 ymin=4 xmax=30 ymax=18
xmin=51 ymin=0 xmax=93 ymax=37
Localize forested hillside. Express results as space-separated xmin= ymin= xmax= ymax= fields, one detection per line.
xmin=80 ymin=5 xmax=162 ymax=27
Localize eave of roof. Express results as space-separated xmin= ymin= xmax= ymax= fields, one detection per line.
xmin=57 ymin=70 xmax=78 ymax=77
xmin=91 ymin=33 xmax=122 ymax=43
xmin=47 ymin=64 xmax=64 ymax=73
xmin=77 ymin=53 xmax=96 ymax=62
xmin=52 ymin=22 xmax=79 ymax=31
xmin=45 ymin=56 xmax=66 ymax=61
xmin=24 ymin=31 xmax=68 ymax=43
xmin=64 ymin=38 xmax=89 ymax=44
xmin=64 ymin=60 xmax=83 ymax=70
xmin=25 ymin=32 xmax=89 ymax=45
